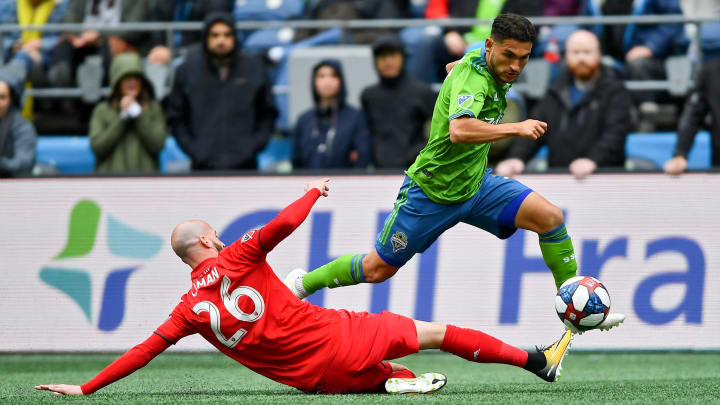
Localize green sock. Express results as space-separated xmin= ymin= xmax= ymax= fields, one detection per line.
xmin=538 ymin=224 xmax=577 ymax=289
xmin=302 ymin=254 xmax=365 ymax=294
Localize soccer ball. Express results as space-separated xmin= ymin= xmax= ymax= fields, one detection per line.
xmin=555 ymin=276 xmax=611 ymax=331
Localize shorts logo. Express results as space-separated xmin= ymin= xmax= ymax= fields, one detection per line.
xmin=390 ymin=231 xmax=408 ymax=253
xmin=457 ymin=94 xmax=473 ymax=108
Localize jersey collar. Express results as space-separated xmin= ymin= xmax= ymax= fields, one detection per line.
xmin=191 ymin=257 xmax=217 ymax=279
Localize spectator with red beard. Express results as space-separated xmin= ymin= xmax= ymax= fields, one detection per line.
xmin=496 ymin=30 xmax=632 ymax=179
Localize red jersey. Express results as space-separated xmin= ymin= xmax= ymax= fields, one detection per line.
xmin=81 ymin=189 xmax=348 ymax=394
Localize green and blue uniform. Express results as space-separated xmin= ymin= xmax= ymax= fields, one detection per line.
xmin=375 ymin=48 xmax=532 ymax=267
xmin=303 ymin=48 xmax=578 ymax=294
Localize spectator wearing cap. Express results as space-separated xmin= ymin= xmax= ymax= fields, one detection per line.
xmin=89 ymin=53 xmax=166 ymax=173
xmin=361 ymin=35 xmax=436 ymax=169
xmin=292 ymin=59 xmax=370 ymax=169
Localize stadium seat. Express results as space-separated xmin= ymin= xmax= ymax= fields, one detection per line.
xmin=409 ymin=0 xmax=428 ymax=18
xmin=512 ymin=59 xmax=551 ymax=99
xmin=233 ymin=0 xmax=304 ymax=20
xmin=144 ymin=62 xmax=171 ymax=100
xmin=625 ymin=132 xmax=711 ymax=170
xmin=35 ymin=136 xmax=192 ymax=174
xmin=700 ymin=21 xmax=720 ymax=60
xmin=159 ymin=137 xmax=191 ymax=173
xmin=400 ymin=26 xmax=442 ymax=83
xmin=36 ymin=136 xmax=95 ymax=174
xmin=533 ymin=24 xmax=582 ymax=55
xmin=256 ymin=136 xmax=292 ymax=172
xmin=243 ymin=27 xmax=295 ymax=51
xmin=665 ymin=55 xmax=693 ymax=96
xmin=529 ymin=132 xmax=711 ymax=171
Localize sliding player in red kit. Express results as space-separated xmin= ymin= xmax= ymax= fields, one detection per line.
xmin=36 ymin=178 xmax=573 ymax=397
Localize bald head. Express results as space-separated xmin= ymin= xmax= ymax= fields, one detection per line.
xmin=566 ymin=30 xmax=600 ymax=53
xmin=565 ymin=30 xmax=601 ymax=81
xmin=171 ymin=220 xmax=216 ymax=260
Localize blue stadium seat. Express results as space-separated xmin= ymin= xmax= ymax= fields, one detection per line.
xmin=701 ymin=21 xmax=720 ymax=60
xmin=159 ymin=137 xmax=191 ymax=172
xmin=36 ymin=136 xmax=95 ymax=173
xmin=409 ymin=0 xmax=428 ymax=18
xmin=233 ymin=0 xmax=304 ymax=20
xmin=256 ymin=137 xmax=292 ymax=171
xmin=532 ymin=132 xmax=712 ymax=170
xmin=625 ymin=132 xmax=711 ymax=169
xmin=400 ymin=26 xmax=441 ymax=83
xmin=243 ymin=27 xmax=296 ymax=51
xmin=36 ymin=136 xmax=192 ymax=174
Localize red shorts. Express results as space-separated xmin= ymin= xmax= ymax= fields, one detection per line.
xmin=313 ymin=310 xmax=419 ymax=394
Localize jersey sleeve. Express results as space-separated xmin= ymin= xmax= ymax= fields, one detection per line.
xmin=221 ymin=189 xmax=322 ymax=265
xmin=154 ymin=301 xmax=196 ymax=344
xmin=80 ymin=333 xmax=171 ymax=394
xmin=447 ymin=62 xmax=488 ymax=121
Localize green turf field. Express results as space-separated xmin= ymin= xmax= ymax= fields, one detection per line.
xmin=2 ymin=352 xmax=719 ymax=404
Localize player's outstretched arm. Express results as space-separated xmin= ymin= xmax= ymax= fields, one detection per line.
xmin=34 ymin=333 xmax=172 ymax=395
xmin=259 ymin=178 xmax=330 ymax=251
xmin=449 ymin=117 xmax=547 ymax=144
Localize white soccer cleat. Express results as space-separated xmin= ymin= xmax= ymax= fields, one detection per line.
xmin=385 ymin=372 xmax=447 ymax=395
xmin=596 ymin=313 xmax=625 ymax=331
xmin=283 ymin=268 xmax=309 ymax=299
xmin=565 ymin=313 xmax=626 ymax=334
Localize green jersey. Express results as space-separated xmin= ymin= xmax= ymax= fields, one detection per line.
xmin=406 ymin=48 xmax=511 ymax=204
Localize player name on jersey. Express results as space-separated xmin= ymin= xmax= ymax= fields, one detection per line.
xmin=191 ymin=267 xmax=220 ymax=297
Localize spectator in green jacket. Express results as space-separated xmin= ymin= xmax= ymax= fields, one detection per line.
xmin=89 ymin=53 xmax=166 ymax=173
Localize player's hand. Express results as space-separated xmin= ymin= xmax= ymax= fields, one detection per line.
xmin=305 ymin=178 xmax=330 ymax=197
xmin=35 ymin=384 xmax=83 ymax=395
xmin=514 ymin=119 xmax=547 ymax=140
xmin=495 ymin=158 xmax=525 ymax=177
xmin=664 ymin=156 xmax=687 ymax=175
xmin=569 ymin=158 xmax=597 ymax=179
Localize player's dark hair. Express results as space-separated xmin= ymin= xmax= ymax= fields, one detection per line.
xmin=491 ymin=13 xmax=536 ymax=43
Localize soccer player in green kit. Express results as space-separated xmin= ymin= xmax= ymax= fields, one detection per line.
xmin=285 ymin=14 xmax=624 ymax=333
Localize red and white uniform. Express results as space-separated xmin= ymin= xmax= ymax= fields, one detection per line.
xmin=80 ymin=189 xmax=419 ymax=395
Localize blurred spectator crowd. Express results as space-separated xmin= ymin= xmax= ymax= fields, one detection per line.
xmin=0 ymin=0 xmax=718 ymax=178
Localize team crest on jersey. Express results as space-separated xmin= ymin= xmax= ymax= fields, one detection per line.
xmin=241 ymin=229 xmax=256 ymax=243
xmin=457 ymin=94 xmax=473 ymax=108
xmin=391 ymin=231 xmax=408 ymax=253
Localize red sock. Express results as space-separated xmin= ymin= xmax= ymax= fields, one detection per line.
xmin=440 ymin=324 xmax=528 ymax=368
xmin=389 ymin=369 xmax=416 ymax=379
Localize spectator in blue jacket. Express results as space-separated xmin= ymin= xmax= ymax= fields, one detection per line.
xmin=600 ymin=0 xmax=683 ymax=103
xmin=292 ymin=59 xmax=371 ymax=170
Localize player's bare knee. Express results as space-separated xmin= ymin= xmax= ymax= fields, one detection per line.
xmin=539 ymin=205 xmax=564 ymax=233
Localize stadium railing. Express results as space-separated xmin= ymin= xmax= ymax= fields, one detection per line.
xmin=1 ymin=14 xmax=717 ymax=101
